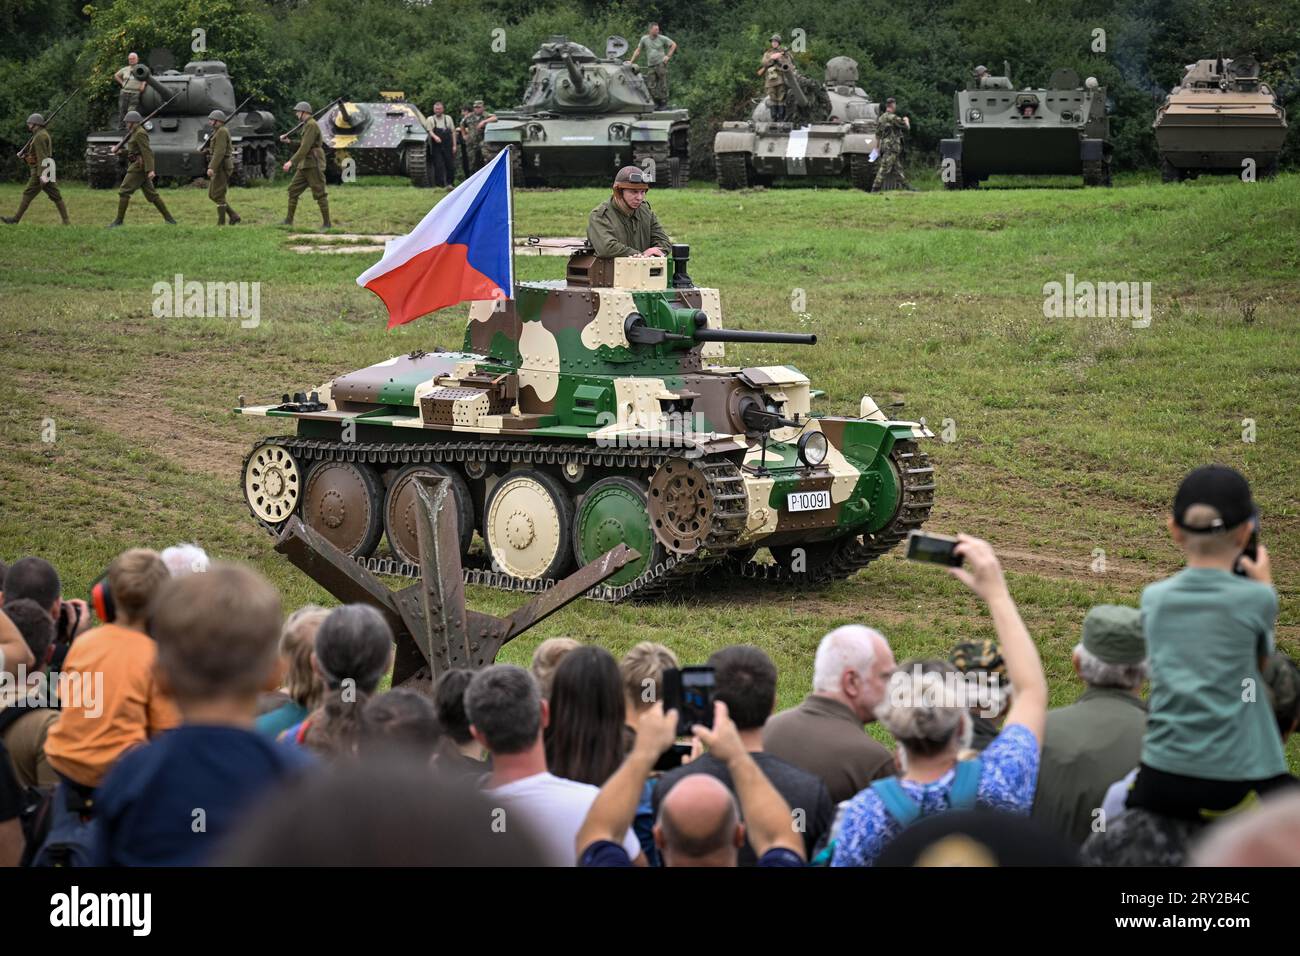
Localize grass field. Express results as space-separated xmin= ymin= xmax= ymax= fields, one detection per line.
xmin=1 ymin=171 xmax=1296 ymax=765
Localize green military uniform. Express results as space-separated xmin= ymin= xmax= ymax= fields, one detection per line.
xmin=586 ymin=195 xmax=670 ymax=258
xmin=116 ymin=65 xmax=144 ymax=128
xmin=636 ymin=33 xmax=674 ymax=108
xmin=285 ymin=116 xmax=330 ymax=227
xmin=871 ymin=110 xmax=911 ymax=191
xmin=3 ymin=126 xmax=69 ymax=224
xmin=762 ymin=45 xmax=789 ymax=121
xmin=112 ymin=125 xmax=175 ymax=225
xmin=206 ymin=122 xmax=239 ymax=225
xmin=460 ymin=104 xmax=488 ymax=173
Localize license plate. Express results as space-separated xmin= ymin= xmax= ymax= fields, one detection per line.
xmin=787 ymin=490 xmax=830 ymax=512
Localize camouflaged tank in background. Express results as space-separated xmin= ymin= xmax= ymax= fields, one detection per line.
xmin=714 ymin=56 xmax=881 ymax=190
xmin=940 ymin=65 xmax=1112 ymax=188
xmin=318 ymin=94 xmax=435 ymax=187
xmin=86 ymin=60 xmax=277 ymax=188
xmin=482 ymin=36 xmax=690 ymax=188
xmin=1154 ymin=56 xmax=1287 ymax=182
xmin=237 ymin=245 xmax=935 ymax=602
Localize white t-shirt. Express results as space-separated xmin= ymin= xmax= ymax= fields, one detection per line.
xmin=486 ymin=771 xmax=643 ymax=867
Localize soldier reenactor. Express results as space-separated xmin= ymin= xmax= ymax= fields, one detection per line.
xmin=628 ymin=22 xmax=677 ymax=109
xmin=280 ymin=101 xmax=331 ymax=229
xmin=205 ymin=109 xmax=240 ymax=225
xmin=758 ymin=34 xmax=789 ymax=123
xmin=459 ymin=100 xmax=497 ymax=174
xmin=871 ymin=97 xmax=916 ymax=192
xmin=3 ymin=113 xmax=70 ymax=225
xmin=423 ymin=101 xmax=456 ymax=187
xmin=114 ymin=52 xmax=146 ymax=129
xmin=107 ymin=110 xmax=177 ymax=227
xmin=586 ymin=165 xmax=670 ymax=259
xmin=457 ymin=105 xmax=472 ymax=180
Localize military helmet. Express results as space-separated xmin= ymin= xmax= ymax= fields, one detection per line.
xmin=26 ymin=112 xmax=46 ymax=127
xmin=208 ymin=109 xmax=227 ymax=122
xmin=974 ymin=65 xmax=988 ymax=75
xmin=294 ymin=101 xmax=312 ymax=113
xmin=613 ymin=164 xmax=653 ymax=189
xmin=123 ymin=109 xmax=143 ymax=125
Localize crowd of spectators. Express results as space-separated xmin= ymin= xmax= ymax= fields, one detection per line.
xmin=1 ymin=464 xmax=1297 ymax=867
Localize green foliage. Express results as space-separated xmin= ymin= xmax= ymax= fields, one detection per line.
xmin=1 ymin=0 xmax=1299 ymax=180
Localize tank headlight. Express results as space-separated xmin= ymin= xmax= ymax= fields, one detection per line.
xmin=1061 ymin=111 xmax=1074 ymax=122
xmin=968 ymin=109 xmax=982 ymax=122
xmin=798 ymin=431 xmax=829 ymax=467
xmin=144 ymin=120 xmax=154 ymax=131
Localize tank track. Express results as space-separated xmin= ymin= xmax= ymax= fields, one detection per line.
xmin=1082 ymin=158 xmax=1112 ymax=187
xmin=85 ymin=144 xmax=121 ymax=189
xmin=406 ymin=143 xmax=430 ymax=187
xmin=720 ymin=440 xmax=935 ymax=587
xmin=633 ymin=141 xmax=688 ymax=188
xmin=242 ymin=436 xmax=747 ymax=603
xmin=715 ymin=152 xmax=750 ymax=189
xmin=848 ymin=153 xmax=876 ymax=191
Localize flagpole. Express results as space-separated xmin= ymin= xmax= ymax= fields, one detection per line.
xmin=507 ymin=144 xmax=516 ymax=299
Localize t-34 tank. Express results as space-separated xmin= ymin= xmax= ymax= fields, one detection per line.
xmin=482 ymin=36 xmax=690 ymax=188
xmin=318 ymin=94 xmax=435 ymax=187
xmin=1153 ymin=56 xmax=1288 ymax=181
xmin=714 ymin=56 xmax=880 ymax=189
xmin=940 ymin=64 xmax=1112 ymax=188
xmin=85 ymin=60 xmax=277 ymax=188
xmin=236 ymin=245 xmax=934 ymax=601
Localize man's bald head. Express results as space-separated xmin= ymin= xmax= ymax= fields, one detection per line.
xmin=655 ymin=775 xmax=743 ymax=865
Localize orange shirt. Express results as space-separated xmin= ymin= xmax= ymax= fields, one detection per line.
xmin=44 ymin=623 xmax=180 ymax=787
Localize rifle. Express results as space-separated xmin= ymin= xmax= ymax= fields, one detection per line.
xmin=279 ymin=97 xmax=343 ymax=143
xmin=109 ymin=91 xmax=182 ymax=153
xmin=17 ymin=85 xmax=83 ymax=159
xmin=201 ymin=94 xmax=257 ymax=152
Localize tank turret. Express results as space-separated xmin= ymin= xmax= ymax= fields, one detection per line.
xmin=236 ymin=244 xmax=934 ymax=596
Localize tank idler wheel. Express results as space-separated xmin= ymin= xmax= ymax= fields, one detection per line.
xmin=573 ymin=477 xmax=665 ymax=587
xmin=302 ymin=460 xmax=385 ymax=558
xmin=384 ymin=464 xmax=474 ymax=565
xmin=483 ymin=469 xmax=575 ymax=581
xmin=243 ymin=443 xmax=302 ymax=526
xmin=647 ymin=459 xmax=716 ymax=555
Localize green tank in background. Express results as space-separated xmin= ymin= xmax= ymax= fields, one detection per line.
xmin=85 ymin=60 xmax=277 ymax=188
xmin=482 ymin=36 xmax=690 ymax=188
xmin=1153 ymin=56 xmax=1288 ymax=182
xmin=940 ymin=64 xmax=1112 ymax=188
xmin=236 ymin=244 xmax=934 ymax=601
xmin=714 ymin=56 xmax=880 ymax=190
xmin=318 ymin=94 xmax=436 ymax=187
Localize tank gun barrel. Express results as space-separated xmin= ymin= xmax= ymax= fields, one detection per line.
xmin=624 ymin=310 xmax=816 ymax=347
xmin=694 ymin=327 xmax=817 ymax=345
xmin=562 ymin=54 xmax=589 ymax=96
xmin=132 ymin=64 xmax=171 ymax=102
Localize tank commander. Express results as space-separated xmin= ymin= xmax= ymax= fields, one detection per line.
xmin=586 ymin=165 xmax=670 ymax=258
xmin=115 ymin=52 xmax=146 ymax=129
xmin=972 ymin=65 xmax=1013 ymax=90
xmin=628 ymin=22 xmax=677 ymax=109
xmin=759 ymin=34 xmax=789 ymax=123
xmin=3 ymin=112 xmax=70 ymax=225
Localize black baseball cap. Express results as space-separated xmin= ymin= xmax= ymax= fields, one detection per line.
xmin=1172 ymin=465 xmax=1255 ymax=532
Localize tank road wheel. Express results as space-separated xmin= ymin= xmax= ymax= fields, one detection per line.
xmin=383 ymin=464 xmax=474 ymax=565
xmin=715 ymin=152 xmax=751 ymax=190
xmin=484 ymin=470 xmax=575 ymax=581
xmin=633 ymin=142 xmax=676 ymax=188
xmin=1160 ymin=158 xmax=1179 ymax=183
xmin=406 ymin=142 xmax=431 ymax=187
xmin=848 ymin=152 xmax=876 ymax=191
xmin=85 ymin=145 xmax=120 ymax=189
xmin=1082 ymin=158 xmax=1112 ymax=187
xmin=647 ymin=459 xmax=717 ymax=555
xmin=243 ymin=443 xmax=302 ymax=528
xmin=573 ymin=477 xmax=666 ymax=587
xmin=302 ymin=460 xmax=385 ymax=558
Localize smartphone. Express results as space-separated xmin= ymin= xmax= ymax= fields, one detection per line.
xmin=905 ymin=531 xmax=964 ymax=567
xmin=1234 ymin=514 xmax=1260 ymax=577
xmin=653 ymin=743 xmax=693 ymax=772
xmin=662 ymin=666 xmax=716 ymax=736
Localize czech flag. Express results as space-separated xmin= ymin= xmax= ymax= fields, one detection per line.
xmin=357 ymin=147 xmax=513 ymax=328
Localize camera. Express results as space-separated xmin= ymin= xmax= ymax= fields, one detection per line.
xmin=662 ymin=665 xmax=716 ymax=736
xmin=905 ymin=530 xmax=964 ymax=567
xmin=1234 ymin=514 xmax=1260 ymax=577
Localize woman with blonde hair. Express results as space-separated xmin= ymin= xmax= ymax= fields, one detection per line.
xmin=255 ymin=605 xmax=328 ymax=738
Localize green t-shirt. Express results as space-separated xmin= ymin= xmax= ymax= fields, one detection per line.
xmin=637 ymin=34 xmax=674 ymax=66
xmin=1140 ymin=566 xmax=1284 ymax=781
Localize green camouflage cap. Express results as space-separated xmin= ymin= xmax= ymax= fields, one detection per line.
xmin=1081 ymin=604 xmax=1145 ymax=664
xmin=1263 ymin=652 xmax=1300 ymax=731
xmin=770 ymin=33 xmax=782 ymax=42
xmin=473 ymin=99 xmax=485 ymax=108
xmin=949 ymin=639 xmax=1006 ymax=678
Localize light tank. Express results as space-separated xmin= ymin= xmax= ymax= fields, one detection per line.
xmin=1153 ymin=56 xmax=1287 ymax=181
xmin=714 ymin=56 xmax=881 ymax=189
xmin=85 ymin=60 xmax=277 ymax=188
xmin=236 ymin=246 xmax=935 ymax=601
xmin=482 ymin=36 xmax=690 ymax=188
xmin=317 ymin=93 xmax=436 ymax=187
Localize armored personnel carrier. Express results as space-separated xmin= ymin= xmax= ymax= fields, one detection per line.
xmin=715 ymin=56 xmax=880 ymax=190
xmin=318 ymin=94 xmax=435 ymax=187
xmin=940 ymin=65 xmax=1112 ymax=188
xmin=482 ymin=36 xmax=690 ymax=188
xmin=1154 ymin=56 xmax=1287 ymax=181
xmin=237 ymin=246 xmax=934 ymax=601
xmin=85 ymin=60 xmax=277 ymax=188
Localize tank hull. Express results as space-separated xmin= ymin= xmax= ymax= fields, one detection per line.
xmin=484 ymin=113 xmax=689 ymax=186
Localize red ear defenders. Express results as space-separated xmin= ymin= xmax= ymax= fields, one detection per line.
xmin=90 ymin=571 xmax=115 ymax=624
